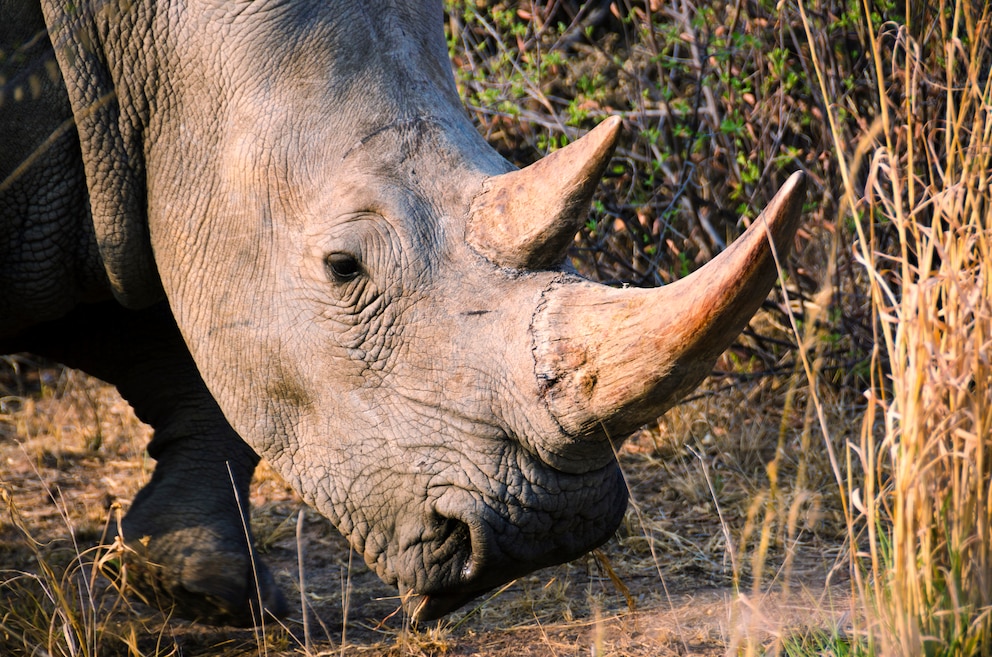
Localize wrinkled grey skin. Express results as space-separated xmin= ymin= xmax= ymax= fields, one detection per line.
xmin=1 ymin=0 xmax=629 ymax=624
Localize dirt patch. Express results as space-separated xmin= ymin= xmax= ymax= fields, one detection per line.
xmin=1 ymin=359 xmax=849 ymax=656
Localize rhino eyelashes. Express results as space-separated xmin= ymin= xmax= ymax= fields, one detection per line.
xmin=325 ymin=252 xmax=363 ymax=283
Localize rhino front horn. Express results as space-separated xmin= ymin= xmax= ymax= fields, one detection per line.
xmin=532 ymin=171 xmax=807 ymax=440
xmin=467 ymin=116 xmax=622 ymax=269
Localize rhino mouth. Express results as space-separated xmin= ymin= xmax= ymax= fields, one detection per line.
xmin=405 ymin=588 xmax=488 ymax=622
xmin=395 ymin=460 xmax=628 ymax=621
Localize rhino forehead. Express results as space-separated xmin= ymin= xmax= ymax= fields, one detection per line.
xmin=167 ymin=2 xmax=459 ymax=134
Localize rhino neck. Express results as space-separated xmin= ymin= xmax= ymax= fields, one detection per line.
xmin=40 ymin=0 xmax=165 ymax=310
xmin=0 ymin=0 xmax=114 ymax=335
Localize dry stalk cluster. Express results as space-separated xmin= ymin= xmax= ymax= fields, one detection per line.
xmin=807 ymin=0 xmax=992 ymax=653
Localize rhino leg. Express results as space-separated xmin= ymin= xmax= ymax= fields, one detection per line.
xmin=123 ymin=419 xmax=287 ymax=626
xmin=6 ymin=301 xmax=287 ymax=626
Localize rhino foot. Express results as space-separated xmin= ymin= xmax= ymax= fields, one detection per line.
xmin=117 ymin=436 xmax=289 ymax=626
xmin=119 ymin=523 xmax=287 ymax=626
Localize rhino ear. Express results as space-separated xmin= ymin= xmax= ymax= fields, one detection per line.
xmin=467 ymin=117 xmax=622 ymax=270
xmin=41 ymin=0 xmax=164 ymax=309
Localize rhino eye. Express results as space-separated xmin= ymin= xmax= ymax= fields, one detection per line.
xmin=325 ymin=252 xmax=362 ymax=283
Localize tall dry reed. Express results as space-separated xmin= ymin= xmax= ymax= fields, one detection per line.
xmin=802 ymin=0 xmax=992 ymax=653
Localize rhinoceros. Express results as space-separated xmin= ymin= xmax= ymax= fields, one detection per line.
xmin=0 ymin=0 xmax=805 ymax=626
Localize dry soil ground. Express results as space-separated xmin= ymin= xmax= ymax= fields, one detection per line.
xmin=1 ymin=357 xmax=850 ymax=656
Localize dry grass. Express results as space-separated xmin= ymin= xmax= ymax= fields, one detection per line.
xmin=1 ymin=359 xmax=844 ymax=656
xmin=805 ymin=0 xmax=992 ymax=653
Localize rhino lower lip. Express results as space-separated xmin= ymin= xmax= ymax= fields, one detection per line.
xmin=406 ymin=588 xmax=492 ymax=622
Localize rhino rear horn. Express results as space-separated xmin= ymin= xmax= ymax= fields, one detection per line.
xmin=467 ymin=116 xmax=622 ymax=269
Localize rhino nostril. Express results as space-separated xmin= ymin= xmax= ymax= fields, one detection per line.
xmin=432 ymin=511 xmax=482 ymax=585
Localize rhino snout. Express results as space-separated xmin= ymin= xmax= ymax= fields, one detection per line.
xmin=395 ymin=461 xmax=628 ymax=621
